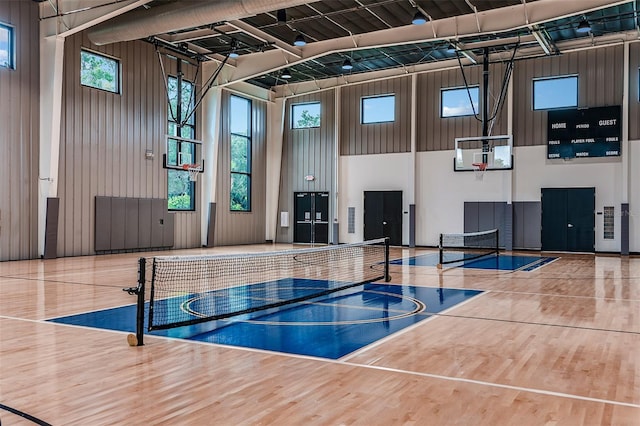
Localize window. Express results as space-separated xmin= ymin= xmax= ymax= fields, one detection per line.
xmin=292 ymin=102 xmax=321 ymax=128
xmin=80 ymin=49 xmax=120 ymax=93
xmin=441 ymin=86 xmax=479 ymax=118
xmin=0 ymin=23 xmax=14 ymax=69
xmin=167 ymin=76 xmax=196 ymax=211
xmin=533 ymin=75 xmax=578 ymax=110
xmin=361 ymin=95 xmax=395 ymax=124
xmin=230 ymin=95 xmax=252 ymax=212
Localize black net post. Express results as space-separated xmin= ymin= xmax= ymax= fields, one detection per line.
xmin=384 ymin=237 xmax=391 ymax=282
xmin=135 ymin=257 xmax=146 ymax=346
xmin=438 ymin=233 xmax=443 ymax=269
xmin=495 ymin=229 xmax=500 ymax=255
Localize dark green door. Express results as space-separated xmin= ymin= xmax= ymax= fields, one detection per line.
xmin=541 ymin=188 xmax=594 ymax=252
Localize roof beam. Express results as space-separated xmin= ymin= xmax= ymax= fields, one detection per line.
xmin=212 ymin=0 xmax=631 ymax=86
xmin=226 ymin=20 xmax=302 ymax=58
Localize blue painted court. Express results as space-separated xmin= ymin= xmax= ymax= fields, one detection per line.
xmin=48 ymin=281 xmax=482 ymax=359
xmin=391 ymin=253 xmax=557 ymax=271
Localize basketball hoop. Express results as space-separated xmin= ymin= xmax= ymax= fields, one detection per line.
xmin=182 ymin=163 xmax=202 ymax=182
xmin=472 ymin=162 xmax=487 ymax=181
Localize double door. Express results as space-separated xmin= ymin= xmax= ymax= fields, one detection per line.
xmin=363 ymin=191 xmax=403 ymax=246
xmin=541 ymin=188 xmax=595 ymax=252
xmin=294 ymin=192 xmax=329 ymax=244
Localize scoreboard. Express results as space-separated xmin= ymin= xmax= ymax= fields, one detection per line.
xmin=547 ymin=106 xmax=621 ymax=159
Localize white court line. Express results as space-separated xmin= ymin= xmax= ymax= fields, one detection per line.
xmin=8 ymin=313 xmax=639 ymax=409
xmin=339 ymin=291 xmax=490 ymax=362
xmin=341 ymin=361 xmax=640 ymax=409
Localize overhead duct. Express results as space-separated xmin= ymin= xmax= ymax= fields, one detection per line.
xmin=87 ymin=0 xmax=312 ymax=46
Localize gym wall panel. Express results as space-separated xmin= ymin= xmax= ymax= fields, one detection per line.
xmin=629 ymin=42 xmax=640 ymax=140
xmin=0 ymin=1 xmax=39 ymax=261
xmin=57 ymin=32 xmax=201 ymax=257
xmin=340 ymin=77 xmax=411 ymax=155
xmin=417 ymin=63 xmax=509 ymax=152
xmin=213 ymin=90 xmax=267 ymax=245
xmin=276 ymin=91 xmax=335 ymax=243
xmin=513 ymin=46 xmax=623 ymax=147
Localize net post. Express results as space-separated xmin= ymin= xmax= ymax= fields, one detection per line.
xmin=437 ymin=233 xmax=443 ymax=269
xmin=135 ymin=257 xmax=146 ymax=346
xmin=495 ymin=229 xmax=499 ymax=255
xmin=384 ymin=237 xmax=391 ymax=282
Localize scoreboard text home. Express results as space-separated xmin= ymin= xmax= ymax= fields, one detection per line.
xmin=547 ymin=106 xmax=621 ymax=159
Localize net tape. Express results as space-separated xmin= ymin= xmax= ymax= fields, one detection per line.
xmin=147 ymin=239 xmax=388 ymax=331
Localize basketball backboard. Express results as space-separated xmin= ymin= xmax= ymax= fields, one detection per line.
xmin=454 ymin=135 xmax=513 ymax=172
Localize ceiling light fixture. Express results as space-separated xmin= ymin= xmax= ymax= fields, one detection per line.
xmin=576 ymin=19 xmax=591 ymax=33
xmin=342 ymin=59 xmax=353 ymax=70
xmin=293 ymin=34 xmax=307 ymax=47
xmin=412 ymin=11 xmax=427 ymax=25
xmin=281 ymin=68 xmax=292 ymax=79
xmin=228 ymin=39 xmax=239 ymax=58
xmin=446 ymin=42 xmax=457 ymax=54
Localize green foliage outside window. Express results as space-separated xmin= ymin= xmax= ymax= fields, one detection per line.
xmin=230 ymin=95 xmax=252 ymax=212
xmin=297 ymin=110 xmax=320 ymax=128
xmin=80 ymin=50 xmax=119 ymax=93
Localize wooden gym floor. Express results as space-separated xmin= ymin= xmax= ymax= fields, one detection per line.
xmin=0 ymin=245 xmax=638 ymax=425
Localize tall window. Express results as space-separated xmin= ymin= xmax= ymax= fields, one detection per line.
xmin=80 ymin=49 xmax=120 ymax=93
xmin=292 ymin=102 xmax=321 ymax=128
xmin=361 ymin=94 xmax=395 ymax=124
xmin=533 ymin=75 xmax=578 ymax=110
xmin=441 ymin=86 xmax=479 ymax=117
xmin=167 ymin=75 xmax=196 ymax=211
xmin=230 ymin=95 xmax=251 ymax=212
xmin=0 ymin=23 xmax=14 ymax=69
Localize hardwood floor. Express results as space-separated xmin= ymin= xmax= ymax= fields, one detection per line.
xmin=0 ymin=246 xmax=638 ymax=425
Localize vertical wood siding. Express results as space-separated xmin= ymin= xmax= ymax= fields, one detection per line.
xmin=340 ymin=77 xmax=411 ymax=155
xmin=58 ymin=32 xmax=201 ymax=257
xmin=276 ymin=90 xmax=335 ymax=242
xmin=417 ymin=64 xmax=509 ymax=151
xmin=213 ymin=90 xmax=267 ymax=245
xmin=513 ymin=46 xmax=623 ymax=146
xmin=0 ymin=1 xmax=39 ymax=260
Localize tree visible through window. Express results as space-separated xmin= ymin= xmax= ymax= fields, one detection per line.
xmin=0 ymin=23 xmax=13 ymax=69
xmin=292 ymin=102 xmax=321 ymax=128
xmin=230 ymin=95 xmax=252 ymax=211
xmin=80 ymin=49 xmax=119 ymax=93
xmin=167 ymin=75 xmax=196 ymax=211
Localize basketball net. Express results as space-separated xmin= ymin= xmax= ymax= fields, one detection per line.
xmin=182 ymin=163 xmax=202 ymax=182
xmin=472 ymin=163 xmax=487 ymax=181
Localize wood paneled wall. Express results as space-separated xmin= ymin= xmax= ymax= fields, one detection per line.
xmin=57 ymin=32 xmax=201 ymax=257
xmin=277 ymin=91 xmax=335 ymax=243
xmin=213 ymin=90 xmax=267 ymax=245
xmin=513 ymin=46 xmax=623 ymax=147
xmin=0 ymin=1 xmax=39 ymax=261
xmin=340 ymin=77 xmax=411 ymax=155
xmin=417 ymin=64 xmax=509 ymax=151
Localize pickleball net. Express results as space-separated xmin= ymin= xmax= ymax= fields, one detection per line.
xmin=437 ymin=229 xmax=499 ymax=268
xmin=128 ymin=238 xmax=390 ymax=345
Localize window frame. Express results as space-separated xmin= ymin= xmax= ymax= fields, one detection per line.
xmin=291 ymin=101 xmax=321 ymax=129
xmin=167 ymin=75 xmax=196 ymax=212
xmin=440 ymin=85 xmax=480 ymax=118
xmin=229 ymin=95 xmax=252 ymax=213
xmin=360 ymin=94 xmax=396 ymax=124
xmin=80 ymin=48 xmax=121 ymax=94
xmin=0 ymin=22 xmax=15 ymax=70
xmin=532 ymin=74 xmax=578 ymax=111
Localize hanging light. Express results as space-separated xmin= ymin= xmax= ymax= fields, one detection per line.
xmin=228 ymin=39 xmax=239 ymax=58
xmin=576 ymin=19 xmax=591 ymax=33
xmin=281 ymin=68 xmax=292 ymax=79
xmin=293 ymin=33 xmax=307 ymax=46
xmin=412 ymin=11 xmax=427 ymax=25
xmin=446 ymin=42 xmax=457 ymax=54
xmin=342 ymin=59 xmax=353 ymax=70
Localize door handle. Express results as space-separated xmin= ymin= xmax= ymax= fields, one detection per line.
xmin=567 ymin=223 xmax=574 ymax=228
